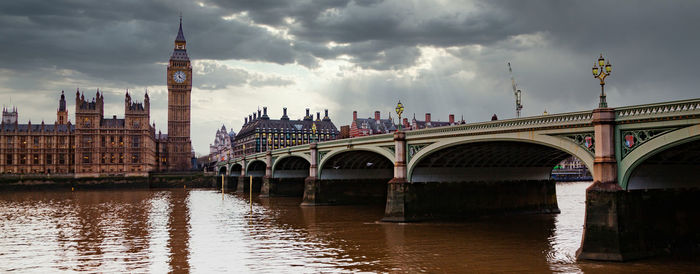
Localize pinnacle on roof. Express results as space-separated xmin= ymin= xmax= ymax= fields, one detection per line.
xmin=175 ymin=17 xmax=186 ymax=42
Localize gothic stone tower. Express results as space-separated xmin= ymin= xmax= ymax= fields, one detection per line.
xmin=166 ymin=18 xmax=192 ymax=170
xmin=57 ymin=90 xmax=68 ymax=125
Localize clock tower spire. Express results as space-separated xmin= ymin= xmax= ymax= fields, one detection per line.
xmin=166 ymin=16 xmax=192 ymax=171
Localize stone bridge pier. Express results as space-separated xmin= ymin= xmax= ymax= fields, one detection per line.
xmin=577 ymin=108 xmax=700 ymax=261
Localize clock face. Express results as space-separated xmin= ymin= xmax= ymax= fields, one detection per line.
xmin=173 ymin=70 xmax=186 ymax=83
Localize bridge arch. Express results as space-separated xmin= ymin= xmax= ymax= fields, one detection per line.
xmin=229 ymin=163 xmax=243 ymax=175
xmin=246 ymin=159 xmax=267 ymax=177
xmin=306 ymin=148 xmax=394 ymax=205
xmin=407 ymin=134 xmax=595 ymax=182
xmin=620 ymin=124 xmax=700 ymax=190
xmin=271 ymin=154 xmax=310 ymax=178
xmin=218 ymin=165 xmax=227 ymax=176
xmin=317 ymin=146 xmax=394 ymax=179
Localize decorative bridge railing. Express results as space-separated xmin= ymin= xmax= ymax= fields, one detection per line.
xmin=615 ymin=98 xmax=700 ymax=122
xmin=406 ymin=110 xmax=593 ymax=138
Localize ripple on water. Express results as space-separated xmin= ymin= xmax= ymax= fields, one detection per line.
xmin=0 ymin=184 xmax=697 ymax=272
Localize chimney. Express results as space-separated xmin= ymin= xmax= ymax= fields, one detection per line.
xmin=449 ymin=114 xmax=455 ymax=124
xmin=324 ymin=109 xmax=329 ymax=118
xmin=245 ymin=117 xmax=248 ymax=124
xmin=254 ymin=112 xmax=258 ymax=120
xmin=491 ymin=114 xmax=498 ymax=121
xmin=281 ymin=107 xmax=289 ymax=120
xmin=249 ymin=114 xmax=252 ymax=122
xmin=263 ymin=107 xmax=267 ymax=116
xmin=375 ymin=111 xmax=381 ymax=121
xmin=113 ymin=115 xmax=117 ymax=119
xmin=353 ymin=111 xmax=357 ymax=121
xmin=257 ymin=109 xmax=262 ymax=118
xmin=316 ymin=112 xmax=320 ymax=121
xmin=425 ymin=113 xmax=431 ymax=123
xmin=302 ymin=108 xmax=312 ymax=121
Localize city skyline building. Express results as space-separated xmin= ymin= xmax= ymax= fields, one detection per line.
xmin=0 ymin=18 xmax=194 ymax=175
xmin=232 ymin=107 xmax=339 ymax=158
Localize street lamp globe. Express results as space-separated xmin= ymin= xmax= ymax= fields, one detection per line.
xmin=395 ymin=100 xmax=405 ymax=131
xmin=592 ymin=54 xmax=612 ymax=108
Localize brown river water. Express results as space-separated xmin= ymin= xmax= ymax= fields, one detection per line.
xmin=0 ymin=181 xmax=697 ymax=273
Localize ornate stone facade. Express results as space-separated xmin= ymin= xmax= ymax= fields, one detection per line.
xmin=0 ymin=18 xmax=194 ymax=176
xmin=0 ymin=90 xmax=156 ymax=176
xmin=233 ymin=107 xmax=339 ymax=157
xmin=73 ymin=90 xmax=156 ymax=177
xmin=209 ymin=125 xmax=235 ymax=162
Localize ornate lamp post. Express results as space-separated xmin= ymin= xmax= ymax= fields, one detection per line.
xmin=592 ymin=54 xmax=612 ymax=108
xmin=395 ymin=100 xmax=404 ymax=131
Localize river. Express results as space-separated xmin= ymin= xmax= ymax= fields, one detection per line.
xmin=0 ymin=181 xmax=697 ymax=273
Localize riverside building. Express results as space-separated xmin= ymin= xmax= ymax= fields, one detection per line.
xmin=0 ymin=18 xmax=194 ymax=176
xmin=232 ymin=107 xmax=339 ymax=157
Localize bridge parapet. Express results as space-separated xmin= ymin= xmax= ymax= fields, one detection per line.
xmin=405 ymin=110 xmax=593 ymax=138
xmin=615 ymin=98 xmax=700 ymax=122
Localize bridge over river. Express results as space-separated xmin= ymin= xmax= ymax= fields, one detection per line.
xmin=217 ymin=98 xmax=700 ymax=261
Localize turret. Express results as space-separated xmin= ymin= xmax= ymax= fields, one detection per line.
xmin=144 ymin=90 xmax=150 ymax=111
xmin=57 ymin=91 xmax=68 ymax=125
xmin=2 ymin=105 xmax=18 ymax=125
xmin=96 ymin=89 xmax=104 ymax=118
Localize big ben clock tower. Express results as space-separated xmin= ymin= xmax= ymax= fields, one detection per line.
xmin=166 ymin=17 xmax=192 ymax=170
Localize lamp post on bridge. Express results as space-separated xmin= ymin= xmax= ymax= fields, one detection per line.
xmin=395 ymin=100 xmax=404 ymax=131
xmin=592 ymin=54 xmax=612 ymax=108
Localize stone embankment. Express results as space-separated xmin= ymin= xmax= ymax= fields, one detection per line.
xmin=0 ymin=173 xmax=218 ymax=190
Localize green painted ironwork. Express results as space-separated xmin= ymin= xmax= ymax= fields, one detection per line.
xmin=381 ymin=145 xmax=396 ymax=154
xmin=318 ymin=151 xmax=329 ymax=162
xmin=561 ymin=133 xmax=595 ymax=156
xmin=620 ymin=127 xmax=677 ymax=159
xmin=407 ymin=143 xmax=431 ymax=163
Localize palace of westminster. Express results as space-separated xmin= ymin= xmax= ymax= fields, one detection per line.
xmin=0 ymin=19 xmax=193 ymax=177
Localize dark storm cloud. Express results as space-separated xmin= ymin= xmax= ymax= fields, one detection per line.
xmin=2 ymin=0 xmax=700 ymax=152
xmin=3 ymin=0 xmax=699 ymax=79
xmin=0 ymin=0 xmax=304 ymax=86
xmin=194 ymin=61 xmax=294 ymax=90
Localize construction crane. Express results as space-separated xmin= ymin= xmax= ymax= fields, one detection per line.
xmin=508 ymin=62 xmax=523 ymax=118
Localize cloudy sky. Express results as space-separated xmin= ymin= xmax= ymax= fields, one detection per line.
xmin=1 ymin=0 xmax=699 ymax=155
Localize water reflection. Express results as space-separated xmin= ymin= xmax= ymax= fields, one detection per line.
xmin=167 ymin=190 xmax=190 ymax=273
xmin=0 ymin=183 xmax=697 ymax=272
